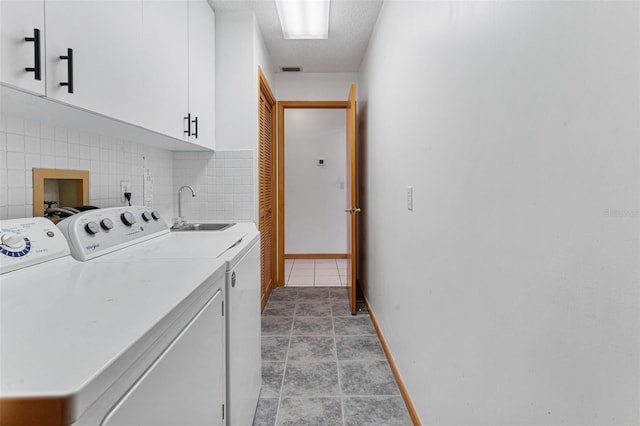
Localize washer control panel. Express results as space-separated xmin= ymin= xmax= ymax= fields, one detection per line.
xmin=57 ymin=206 xmax=169 ymax=261
xmin=0 ymin=217 xmax=71 ymax=274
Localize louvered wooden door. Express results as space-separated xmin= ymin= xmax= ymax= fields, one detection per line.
xmin=258 ymin=69 xmax=276 ymax=309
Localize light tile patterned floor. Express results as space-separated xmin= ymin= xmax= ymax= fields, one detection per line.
xmin=253 ymin=287 xmax=413 ymax=426
xmin=285 ymin=259 xmax=348 ymax=287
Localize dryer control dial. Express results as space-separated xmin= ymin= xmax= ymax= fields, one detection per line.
xmin=85 ymin=222 xmax=100 ymax=235
xmin=0 ymin=217 xmax=69 ymax=273
xmin=101 ymin=218 xmax=114 ymax=231
xmin=121 ymin=212 xmax=136 ymax=226
xmin=1 ymin=232 xmax=26 ymax=249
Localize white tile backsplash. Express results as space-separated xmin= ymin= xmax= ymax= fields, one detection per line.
xmin=0 ymin=113 xmax=174 ymax=221
xmin=6 ymin=133 xmax=24 ymax=152
xmin=1 ymin=113 xmax=257 ymax=225
xmin=24 ymin=119 xmax=40 ymax=138
xmin=6 ymin=116 xmax=24 ymax=134
xmin=172 ymin=150 xmax=255 ymax=224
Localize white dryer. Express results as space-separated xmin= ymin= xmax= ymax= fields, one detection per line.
xmin=55 ymin=206 xmax=228 ymax=425
xmin=217 ymin=223 xmax=261 ymax=426
xmin=59 ymin=207 xmax=262 ymax=426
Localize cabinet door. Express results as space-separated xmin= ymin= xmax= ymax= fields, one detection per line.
xmin=44 ymin=0 xmax=143 ymax=125
xmin=142 ymin=0 xmax=189 ymax=140
xmin=102 ymin=288 xmax=225 ymax=426
xmin=187 ymin=0 xmax=215 ymax=149
xmin=0 ymin=0 xmax=46 ymax=95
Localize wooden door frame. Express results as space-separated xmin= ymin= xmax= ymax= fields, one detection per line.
xmin=276 ymin=100 xmax=350 ymax=287
xmin=258 ymin=67 xmax=277 ymax=309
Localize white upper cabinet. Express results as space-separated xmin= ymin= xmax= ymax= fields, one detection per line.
xmin=141 ymin=0 xmax=215 ymax=149
xmin=0 ymin=0 xmax=46 ymax=96
xmin=142 ymin=0 xmax=189 ymax=141
xmin=187 ymin=0 xmax=215 ymax=149
xmin=1 ymin=0 xmax=215 ymax=150
xmin=44 ymin=0 xmax=144 ymax=125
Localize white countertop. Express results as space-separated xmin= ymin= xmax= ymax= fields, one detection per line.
xmin=0 ymin=255 xmax=226 ymax=420
xmin=0 ymin=220 xmax=259 ymax=424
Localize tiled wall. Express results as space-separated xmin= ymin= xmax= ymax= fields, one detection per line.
xmin=0 ymin=113 xmax=256 ymax=224
xmin=0 ymin=113 xmax=174 ymax=221
xmin=172 ymin=150 xmax=255 ymax=223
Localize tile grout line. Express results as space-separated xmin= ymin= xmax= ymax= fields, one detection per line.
xmin=273 ymin=291 xmax=296 ymax=425
xmin=284 ymin=259 xmax=293 ymax=287
xmin=285 ymin=260 xmax=289 ymax=286
xmin=287 ymin=260 xmax=295 ymax=285
xmin=330 ymin=296 xmax=347 ymax=426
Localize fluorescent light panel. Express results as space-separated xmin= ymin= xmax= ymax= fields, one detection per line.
xmin=275 ymin=0 xmax=330 ymax=39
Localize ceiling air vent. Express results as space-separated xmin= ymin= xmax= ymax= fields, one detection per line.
xmin=281 ymin=66 xmax=302 ymax=72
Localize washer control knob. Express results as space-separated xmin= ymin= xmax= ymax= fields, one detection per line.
xmin=121 ymin=212 xmax=136 ymax=226
xmin=141 ymin=211 xmax=152 ymax=222
xmin=151 ymin=210 xmax=161 ymax=221
xmin=100 ymin=218 xmax=114 ymax=231
xmin=1 ymin=232 xmax=25 ymax=249
xmin=85 ymin=222 xmax=100 ymax=235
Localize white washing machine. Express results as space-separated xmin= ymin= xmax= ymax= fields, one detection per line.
xmin=1 ymin=214 xmax=227 ymax=425
xmin=58 ymin=207 xmax=262 ymax=426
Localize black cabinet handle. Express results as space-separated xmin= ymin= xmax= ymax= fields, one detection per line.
xmin=192 ymin=116 xmax=198 ymax=139
xmin=24 ymin=28 xmax=41 ymax=80
xmin=59 ymin=48 xmax=74 ymax=93
xmin=184 ymin=113 xmax=191 ymax=136
xmin=184 ymin=113 xmax=198 ymax=138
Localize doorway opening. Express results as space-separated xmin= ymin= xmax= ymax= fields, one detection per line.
xmin=283 ymin=108 xmax=348 ymax=288
xmin=276 ymin=85 xmax=358 ymax=313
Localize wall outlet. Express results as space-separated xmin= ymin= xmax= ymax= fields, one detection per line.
xmin=120 ymin=180 xmax=130 ymax=202
xmin=407 ymin=186 xmax=413 ymax=211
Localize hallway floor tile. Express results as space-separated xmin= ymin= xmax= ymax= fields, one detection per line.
xmin=253 ymin=287 xmax=412 ymax=426
xmin=285 ymin=259 xmax=348 ymax=287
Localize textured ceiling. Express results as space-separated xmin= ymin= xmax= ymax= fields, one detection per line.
xmin=210 ymin=0 xmax=383 ymax=73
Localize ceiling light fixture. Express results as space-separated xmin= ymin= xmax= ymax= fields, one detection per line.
xmin=275 ymin=0 xmax=330 ymax=39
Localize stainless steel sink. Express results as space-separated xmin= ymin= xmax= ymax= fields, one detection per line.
xmin=171 ymin=223 xmax=235 ymax=232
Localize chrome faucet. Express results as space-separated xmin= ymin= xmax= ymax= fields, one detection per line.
xmin=177 ymin=185 xmax=196 ymax=226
